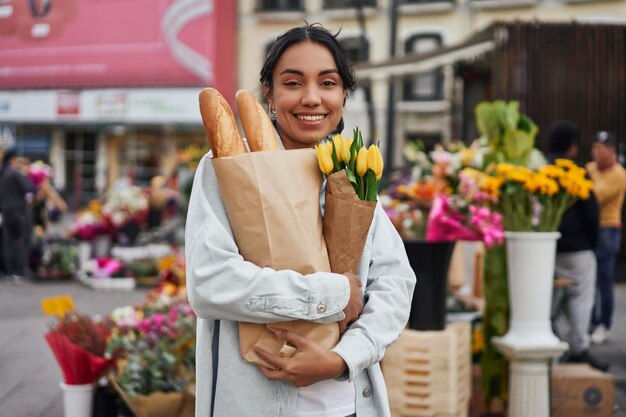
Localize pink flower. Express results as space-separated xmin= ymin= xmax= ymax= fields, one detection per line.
xmin=425 ymin=194 xmax=504 ymax=248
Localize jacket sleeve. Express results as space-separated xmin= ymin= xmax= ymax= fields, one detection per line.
xmin=185 ymin=155 xmax=349 ymax=324
xmin=331 ymin=203 xmax=416 ymax=381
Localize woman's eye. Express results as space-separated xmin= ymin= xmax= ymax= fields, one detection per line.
xmin=321 ymin=80 xmax=337 ymax=86
xmin=283 ymin=81 xmax=300 ymax=87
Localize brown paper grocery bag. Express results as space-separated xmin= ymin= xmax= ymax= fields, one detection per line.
xmin=211 ymin=149 xmax=339 ymax=369
xmin=324 ymin=171 xmax=376 ymax=275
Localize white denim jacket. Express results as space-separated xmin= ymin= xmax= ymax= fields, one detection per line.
xmin=185 ymin=153 xmax=416 ymax=417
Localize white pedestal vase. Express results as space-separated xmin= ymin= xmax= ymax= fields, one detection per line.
xmin=77 ymin=241 xmax=92 ymax=272
xmin=92 ymin=235 xmax=111 ymax=258
xmin=491 ymin=341 xmax=567 ymax=417
xmin=499 ymin=231 xmax=562 ymax=347
xmin=59 ymin=382 xmax=94 ymax=417
xmin=493 ymin=231 xmax=568 ymax=417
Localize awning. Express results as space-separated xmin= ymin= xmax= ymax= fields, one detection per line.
xmin=354 ymin=29 xmax=495 ymax=79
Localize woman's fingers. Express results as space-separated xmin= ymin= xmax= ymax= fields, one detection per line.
xmin=253 ymin=347 xmax=288 ymax=371
xmin=256 ymin=364 xmax=285 ymax=380
xmin=274 ymin=329 xmax=309 ymax=348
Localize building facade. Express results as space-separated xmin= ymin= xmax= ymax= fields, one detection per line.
xmin=237 ymin=0 xmax=626 ymax=168
xmin=0 ymin=0 xmax=236 ymax=209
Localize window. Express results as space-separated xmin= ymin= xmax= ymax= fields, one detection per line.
xmin=15 ymin=131 xmax=50 ymax=162
xmin=64 ymin=131 xmax=98 ymax=209
xmin=258 ymin=0 xmax=303 ymax=11
xmin=324 ymin=0 xmax=376 ymax=9
xmin=403 ymin=34 xmax=443 ymax=101
xmin=339 ymin=36 xmax=369 ymax=64
xmin=401 ymin=0 xmax=452 ymax=3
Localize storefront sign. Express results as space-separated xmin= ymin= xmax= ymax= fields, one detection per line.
xmin=96 ymin=93 xmax=128 ymax=118
xmin=57 ymin=91 xmax=80 ymax=116
xmin=0 ymin=0 xmax=236 ymax=98
xmin=0 ymin=88 xmax=202 ymax=124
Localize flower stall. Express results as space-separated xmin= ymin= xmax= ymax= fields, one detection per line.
xmin=43 ymin=283 xmax=196 ymax=417
xmin=380 ymin=140 xmax=503 ymax=331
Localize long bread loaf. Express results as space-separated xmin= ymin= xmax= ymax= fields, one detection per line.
xmin=235 ymin=90 xmax=280 ymax=152
xmin=199 ymin=88 xmax=247 ymax=157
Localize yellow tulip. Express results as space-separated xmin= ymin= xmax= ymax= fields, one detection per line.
xmin=325 ymin=140 xmax=333 ymax=156
xmin=315 ymin=144 xmax=334 ymax=175
xmin=356 ymin=147 xmax=368 ymax=177
xmin=341 ymin=138 xmax=352 ymax=164
xmin=332 ymin=135 xmax=344 ymax=163
xmin=376 ymin=146 xmax=384 ymax=180
xmin=367 ymin=145 xmax=383 ymax=181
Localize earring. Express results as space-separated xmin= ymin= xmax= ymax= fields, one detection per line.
xmin=269 ymin=105 xmax=276 ymax=116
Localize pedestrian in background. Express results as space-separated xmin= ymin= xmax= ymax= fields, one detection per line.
xmin=586 ymin=131 xmax=626 ymax=344
xmin=0 ymin=148 xmax=36 ymax=283
xmin=547 ymin=121 xmax=607 ymax=371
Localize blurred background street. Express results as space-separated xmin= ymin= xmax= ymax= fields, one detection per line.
xmin=2 ymin=1 xmax=626 ymax=417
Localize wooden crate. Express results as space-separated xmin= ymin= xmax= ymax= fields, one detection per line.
xmin=383 ymin=322 xmax=472 ymax=417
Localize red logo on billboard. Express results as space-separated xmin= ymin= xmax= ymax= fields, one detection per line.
xmin=57 ymin=91 xmax=80 ymax=116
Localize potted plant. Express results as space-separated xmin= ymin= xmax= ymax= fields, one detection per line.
xmin=107 ymin=290 xmax=196 ymax=417
xmin=381 ymin=143 xmax=503 ymax=330
xmin=477 ymin=160 xmax=593 ymax=346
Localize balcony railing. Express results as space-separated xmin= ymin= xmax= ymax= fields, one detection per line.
xmin=323 ymin=0 xmax=377 ymax=9
xmin=470 ymin=0 xmax=538 ymax=9
xmin=257 ymin=0 xmax=304 ymax=12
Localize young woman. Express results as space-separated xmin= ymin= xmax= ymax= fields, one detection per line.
xmin=185 ymin=23 xmax=416 ymax=417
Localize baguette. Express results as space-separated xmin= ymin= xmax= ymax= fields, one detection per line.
xmin=235 ymin=90 xmax=280 ymax=152
xmin=199 ymin=88 xmax=247 ymax=157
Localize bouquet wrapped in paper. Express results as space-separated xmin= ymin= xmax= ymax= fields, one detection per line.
xmin=315 ymin=130 xmax=383 ymax=274
xmin=44 ymin=309 xmax=112 ymax=385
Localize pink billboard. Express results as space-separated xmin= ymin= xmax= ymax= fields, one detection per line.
xmin=0 ymin=0 xmax=236 ymax=99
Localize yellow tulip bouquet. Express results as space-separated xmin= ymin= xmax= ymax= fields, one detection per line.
xmin=314 ymin=128 xmax=382 ymax=274
xmin=315 ymin=128 xmax=384 ymax=202
xmin=479 ymin=159 xmax=593 ymax=232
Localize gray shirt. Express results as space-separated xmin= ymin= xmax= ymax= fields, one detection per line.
xmin=185 ymin=153 xmax=416 ymax=417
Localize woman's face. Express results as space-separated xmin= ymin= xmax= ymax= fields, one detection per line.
xmin=265 ymin=41 xmax=347 ymax=150
xmin=591 ymin=142 xmax=614 ymax=166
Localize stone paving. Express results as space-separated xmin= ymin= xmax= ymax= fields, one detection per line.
xmin=0 ymin=279 xmax=624 ymax=417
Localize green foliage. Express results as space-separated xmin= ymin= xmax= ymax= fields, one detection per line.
xmin=41 ymin=240 xmax=78 ymax=277
xmin=480 ymin=245 xmax=509 ymax=403
xmin=475 ymin=100 xmax=538 ymax=167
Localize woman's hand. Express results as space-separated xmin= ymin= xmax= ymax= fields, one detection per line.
xmin=253 ymin=329 xmax=347 ymax=387
xmin=339 ymin=272 xmax=363 ymax=334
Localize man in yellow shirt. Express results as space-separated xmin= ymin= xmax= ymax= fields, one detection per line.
xmin=586 ymin=131 xmax=626 ymax=344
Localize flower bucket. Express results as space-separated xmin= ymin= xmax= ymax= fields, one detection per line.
xmin=403 ymin=240 xmax=455 ymax=331
xmin=59 ymin=382 xmax=94 ymax=417
xmin=500 ymin=231 xmax=562 ymax=347
xmin=77 ymin=241 xmax=92 ymax=272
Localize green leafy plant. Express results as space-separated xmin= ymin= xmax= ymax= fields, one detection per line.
xmin=476 ymin=100 xmax=538 ymax=167
xmin=107 ymin=295 xmax=196 ymax=397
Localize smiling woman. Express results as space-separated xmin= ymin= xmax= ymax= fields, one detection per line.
xmin=261 ymin=25 xmax=357 ymax=149
xmin=185 ymin=23 xmax=416 ymax=417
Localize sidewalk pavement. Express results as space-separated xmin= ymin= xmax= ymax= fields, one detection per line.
xmin=0 ymin=279 xmax=624 ymax=417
